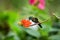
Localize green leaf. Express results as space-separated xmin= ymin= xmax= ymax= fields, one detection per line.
xmin=48 ymin=35 xmax=60 ymax=40
xmin=20 ymin=26 xmax=40 ymax=38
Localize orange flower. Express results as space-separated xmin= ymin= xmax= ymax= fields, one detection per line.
xmin=21 ymin=19 xmax=31 ymax=28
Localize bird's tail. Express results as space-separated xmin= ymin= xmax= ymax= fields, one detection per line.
xmin=38 ymin=23 xmax=42 ymax=28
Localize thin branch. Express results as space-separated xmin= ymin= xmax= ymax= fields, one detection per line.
xmin=52 ymin=13 xmax=60 ymax=19
xmin=40 ymin=18 xmax=50 ymax=24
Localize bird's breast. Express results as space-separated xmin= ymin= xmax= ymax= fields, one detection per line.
xmin=29 ymin=25 xmax=39 ymax=31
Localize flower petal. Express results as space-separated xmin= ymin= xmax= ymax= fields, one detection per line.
xmin=39 ymin=0 xmax=45 ymax=4
xmin=29 ymin=0 xmax=38 ymax=5
xmin=38 ymin=3 xmax=45 ymax=10
xmin=21 ymin=19 xmax=31 ymax=28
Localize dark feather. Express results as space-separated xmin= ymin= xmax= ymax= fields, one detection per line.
xmin=29 ymin=16 xmax=42 ymax=28
xmin=38 ymin=23 xmax=42 ymax=28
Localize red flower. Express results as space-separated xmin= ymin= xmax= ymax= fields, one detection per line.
xmin=38 ymin=0 xmax=45 ymax=10
xmin=29 ymin=0 xmax=45 ymax=10
xmin=21 ymin=19 xmax=31 ymax=28
xmin=29 ymin=0 xmax=38 ymax=5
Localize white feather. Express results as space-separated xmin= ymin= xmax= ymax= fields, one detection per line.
xmin=29 ymin=20 xmax=39 ymax=31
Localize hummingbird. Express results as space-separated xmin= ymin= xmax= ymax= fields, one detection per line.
xmin=20 ymin=16 xmax=42 ymax=30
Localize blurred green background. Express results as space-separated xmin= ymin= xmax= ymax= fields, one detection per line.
xmin=0 ymin=0 xmax=60 ymax=40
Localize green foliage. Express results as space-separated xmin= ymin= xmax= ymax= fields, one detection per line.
xmin=0 ymin=0 xmax=60 ymax=40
